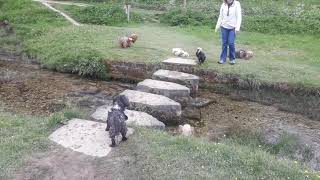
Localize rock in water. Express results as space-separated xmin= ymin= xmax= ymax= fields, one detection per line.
xmin=120 ymin=90 xmax=181 ymax=125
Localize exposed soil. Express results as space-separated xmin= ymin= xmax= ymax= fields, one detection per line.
xmin=0 ymin=61 xmax=131 ymax=116
xmin=11 ymin=145 xmax=141 ymax=180
xmin=198 ymin=90 xmax=320 ymax=170
xmin=1 ymin=57 xmax=320 ymax=178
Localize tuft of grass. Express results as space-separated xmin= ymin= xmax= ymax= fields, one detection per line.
xmin=47 ymin=107 xmax=88 ymax=129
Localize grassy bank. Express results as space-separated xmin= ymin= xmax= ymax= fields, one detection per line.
xmin=0 ymin=109 xmax=86 ymax=178
xmin=1 ymin=0 xmax=320 ymax=87
xmin=119 ymin=128 xmax=319 ymax=179
xmin=24 ymin=24 xmax=320 ymax=88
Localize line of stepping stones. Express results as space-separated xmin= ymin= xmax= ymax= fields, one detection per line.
xmin=49 ymin=57 xmax=200 ymax=157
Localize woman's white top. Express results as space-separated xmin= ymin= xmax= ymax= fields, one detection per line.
xmin=215 ymin=1 xmax=242 ymax=31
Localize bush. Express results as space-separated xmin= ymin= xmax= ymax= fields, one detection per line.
xmin=243 ymin=16 xmax=320 ymax=35
xmin=160 ymin=8 xmax=320 ymax=35
xmin=42 ymin=50 xmax=107 ymax=79
xmin=160 ymin=8 xmax=215 ymax=26
xmin=64 ymin=4 xmax=143 ymax=25
xmin=158 ymin=0 xmax=320 ymax=35
xmin=72 ymin=54 xmax=106 ymax=78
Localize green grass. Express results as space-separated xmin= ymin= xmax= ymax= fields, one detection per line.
xmin=225 ymin=129 xmax=316 ymax=163
xmin=0 ymin=108 xmax=86 ymax=179
xmin=25 ymin=24 xmax=320 ymax=88
xmin=0 ymin=0 xmax=68 ymax=39
xmin=1 ymin=0 xmax=320 ymax=87
xmin=53 ymin=3 xmax=143 ymax=26
xmin=0 ymin=113 xmax=49 ymax=179
xmin=122 ymin=128 xmax=320 ymax=179
xmin=3 ymin=112 xmax=319 ymax=179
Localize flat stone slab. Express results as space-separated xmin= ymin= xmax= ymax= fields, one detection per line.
xmin=120 ymin=90 xmax=181 ymax=124
xmin=136 ymin=79 xmax=190 ymax=103
xmin=152 ymin=69 xmax=199 ymax=96
xmin=90 ymin=105 xmax=165 ymax=129
xmin=162 ymin=58 xmax=197 ymax=66
xmin=49 ymin=119 xmax=134 ymax=157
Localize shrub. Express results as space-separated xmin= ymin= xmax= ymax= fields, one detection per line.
xmin=160 ymin=8 xmax=215 ymax=26
xmin=64 ymin=4 xmax=143 ymax=25
xmin=44 ymin=50 xmax=107 ymax=79
xmin=72 ymin=54 xmax=106 ymax=78
xmin=158 ymin=0 xmax=320 ymax=35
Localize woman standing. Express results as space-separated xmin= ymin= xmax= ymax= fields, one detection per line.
xmin=215 ymin=0 xmax=242 ymax=65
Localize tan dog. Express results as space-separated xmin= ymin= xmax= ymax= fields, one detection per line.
xmin=129 ymin=33 xmax=138 ymax=43
xmin=178 ymin=124 xmax=194 ymax=136
xmin=119 ymin=36 xmax=133 ymax=48
xmin=236 ymin=49 xmax=254 ymax=60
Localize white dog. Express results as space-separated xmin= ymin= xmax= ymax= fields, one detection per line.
xmin=178 ymin=124 xmax=194 ymax=136
xmin=172 ymin=48 xmax=189 ymax=57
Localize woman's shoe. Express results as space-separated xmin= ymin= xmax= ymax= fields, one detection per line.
xmin=218 ymin=60 xmax=226 ymax=64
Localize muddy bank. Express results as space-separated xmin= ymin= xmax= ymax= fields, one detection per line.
xmin=106 ymin=61 xmax=320 ymax=121
xmin=197 ymin=90 xmax=320 ymax=170
xmin=0 ymin=62 xmax=130 ymax=116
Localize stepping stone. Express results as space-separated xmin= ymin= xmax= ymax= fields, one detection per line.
xmin=90 ymin=105 xmax=165 ymax=129
xmin=49 ymin=118 xmax=134 ymax=157
xmin=152 ymin=69 xmax=199 ymax=96
xmin=120 ymin=90 xmax=181 ymax=124
xmin=162 ymin=57 xmax=197 ymax=66
xmin=136 ymin=79 xmax=190 ymax=104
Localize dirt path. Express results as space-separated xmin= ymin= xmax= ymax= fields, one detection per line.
xmin=34 ymin=0 xmax=91 ymax=7
xmin=33 ymin=0 xmax=82 ymax=26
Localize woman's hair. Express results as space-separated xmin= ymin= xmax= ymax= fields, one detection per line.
xmin=224 ymin=0 xmax=234 ymax=5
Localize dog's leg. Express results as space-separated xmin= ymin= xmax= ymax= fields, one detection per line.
xmin=121 ymin=126 xmax=128 ymax=141
xmin=110 ymin=138 xmax=116 ymax=147
xmin=105 ymin=122 xmax=110 ymax=131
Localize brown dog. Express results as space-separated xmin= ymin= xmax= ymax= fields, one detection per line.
xmin=129 ymin=33 xmax=138 ymax=43
xmin=236 ymin=49 xmax=254 ymax=60
xmin=118 ymin=36 xmax=133 ymax=48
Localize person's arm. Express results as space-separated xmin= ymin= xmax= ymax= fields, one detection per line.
xmin=235 ymin=1 xmax=242 ymax=32
xmin=215 ymin=4 xmax=224 ymax=32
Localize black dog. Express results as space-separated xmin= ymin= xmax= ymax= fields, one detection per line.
xmin=196 ymin=47 xmax=206 ymax=64
xmin=105 ymin=95 xmax=130 ymax=147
